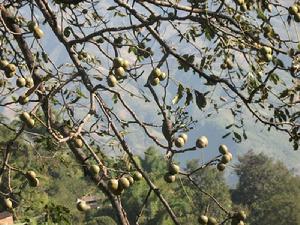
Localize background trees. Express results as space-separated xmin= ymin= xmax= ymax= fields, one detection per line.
xmin=0 ymin=0 xmax=300 ymax=224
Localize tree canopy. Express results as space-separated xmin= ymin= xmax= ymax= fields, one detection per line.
xmin=0 ymin=0 xmax=300 ymax=224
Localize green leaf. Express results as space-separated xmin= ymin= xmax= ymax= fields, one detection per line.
xmin=172 ymin=83 xmax=184 ymax=105
xmin=185 ymin=88 xmax=193 ymax=106
xmin=194 ymin=90 xmax=207 ymax=110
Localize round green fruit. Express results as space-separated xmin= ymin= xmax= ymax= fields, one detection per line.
xmin=207 ymin=217 xmax=217 ymax=225
xmin=107 ymin=75 xmax=118 ymax=87
xmin=33 ymin=27 xmax=44 ymax=39
xmin=127 ymin=176 xmax=134 ymax=185
xmin=264 ymin=53 xmax=273 ymax=62
xmin=114 ymin=67 xmax=125 ymax=77
xmin=0 ymin=60 xmax=9 ymax=70
xmin=289 ymin=5 xmax=298 ymax=15
xmin=74 ymin=138 xmax=83 ymax=148
xmin=164 ymin=173 xmax=176 ymax=183
xmin=221 ymin=154 xmax=231 ymax=164
xmin=108 ymin=178 xmax=119 ymax=191
xmin=236 ymin=210 xmax=247 ymax=221
xmin=27 ymin=21 xmax=38 ymax=32
xmin=20 ymin=112 xmax=31 ymax=122
xmin=119 ymin=177 xmax=130 ymax=189
xmin=90 ymin=164 xmax=100 ymax=175
xmin=217 ymin=163 xmax=226 ymax=171
xmin=198 ymin=215 xmax=208 ymax=224
xmin=4 ymin=198 xmax=13 ymax=209
xmin=18 ymin=95 xmax=29 ymax=105
xmin=196 ymin=136 xmax=208 ymax=148
xmin=26 ymin=119 xmax=35 ymax=129
xmin=26 ymin=170 xmax=37 ymax=180
xmin=16 ymin=77 xmax=26 ymax=87
xmin=113 ymin=57 xmax=124 ymax=68
xmin=174 ymin=137 xmax=185 ymax=148
xmin=122 ymin=60 xmax=130 ymax=70
xmin=29 ymin=177 xmax=40 ymax=187
xmin=150 ymin=77 xmax=160 ymax=86
xmin=132 ymin=171 xmax=143 ymax=181
xmin=152 ymin=68 xmax=161 ymax=78
xmin=179 ymin=133 xmax=188 ymax=143
xmin=77 ymin=201 xmax=91 ymax=211
xmin=169 ymin=163 xmax=180 ymax=175
xmin=5 ymin=63 xmax=16 ymax=73
xmin=295 ymin=13 xmax=300 ymax=22
xmin=25 ymin=77 xmax=34 ymax=88
xmin=227 ymin=152 xmax=233 ymax=161
xmin=225 ymin=58 xmax=234 ymax=70
xmin=159 ymin=72 xmax=167 ymax=81
xmin=219 ymin=144 xmax=229 ymax=154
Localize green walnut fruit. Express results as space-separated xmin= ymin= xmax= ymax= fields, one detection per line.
xmin=4 ymin=198 xmax=13 ymax=209
xmin=26 ymin=118 xmax=35 ymax=129
xmin=77 ymin=201 xmax=91 ymax=211
xmin=198 ymin=215 xmax=209 ymax=224
xmin=236 ymin=210 xmax=247 ymax=221
xmin=26 ymin=170 xmax=37 ymax=180
xmin=261 ymin=46 xmax=272 ymax=55
xmin=18 ymin=95 xmax=29 ymax=105
xmin=119 ymin=177 xmax=130 ymax=189
xmin=295 ymin=13 xmax=300 ymax=22
xmin=150 ymin=77 xmax=160 ymax=86
xmin=108 ymin=179 xmax=119 ymax=192
xmin=217 ymin=163 xmax=226 ymax=171
xmin=74 ymin=138 xmax=83 ymax=148
xmin=207 ymin=217 xmax=217 ymax=225
xmin=238 ymin=43 xmax=245 ymax=50
xmin=164 ymin=173 xmax=176 ymax=183
xmin=64 ymin=27 xmax=71 ymax=37
xmin=127 ymin=176 xmax=134 ymax=185
xmin=27 ymin=21 xmax=38 ymax=32
xmin=113 ymin=57 xmax=124 ymax=68
xmin=220 ymin=63 xmax=227 ymax=70
xmin=0 ymin=60 xmax=9 ymax=70
xmin=219 ymin=144 xmax=229 ymax=154
xmin=16 ymin=77 xmax=26 ymax=87
xmin=152 ymin=68 xmax=161 ymax=78
xmin=196 ymin=136 xmax=208 ymax=148
xmin=236 ymin=0 xmax=244 ymax=5
xmin=29 ymin=177 xmax=40 ymax=187
xmin=114 ymin=67 xmax=125 ymax=77
xmin=20 ymin=112 xmax=31 ymax=122
xmin=33 ymin=27 xmax=44 ymax=39
xmin=289 ymin=5 xmax=299 ymax=15
xmin=179 ymin=133 xmax=188 ymax=143
xmin=5 ymin=63 xmax=16 ymax=73
xmin=122 ymin=60 xmax=130 ymax=70
xmin=169 ymin=163 xmax=180 ymax=175
xmin=263 ymin=53 xmax=273 ymax=62
xmin=25 ymin=77 xmax=34 ymax=88
xmin=225 ymin=58 xmax=234 ymax=70
xmin=221 ymin=154 xmax=231 ymax=164
xmin=107 ymin=75 xmax=118 ymax=87
xmin=174 ymin=137 xmax=185 ymax=148
xmin=132 ymin=171 xmax=143 ymax=181
xmin=90 ymin=164 xmax=100 ymax=175
xmin=227 ymin=152 xmax=233 ymax=161
xmin=159 ymin=72 xmax=167 ymax=81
